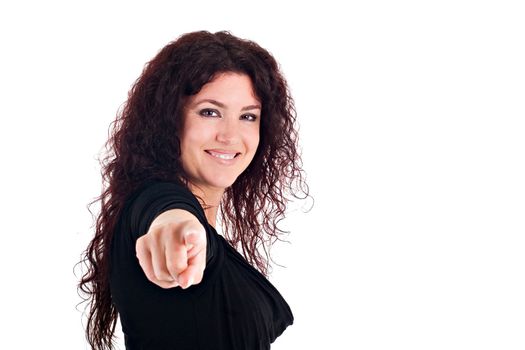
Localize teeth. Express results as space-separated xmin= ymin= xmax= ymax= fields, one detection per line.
xmin=208 ymin=151 xmax=237 ymax=160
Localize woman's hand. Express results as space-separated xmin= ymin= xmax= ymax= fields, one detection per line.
xmin=135 ymin=209 xmax=207 ymax=289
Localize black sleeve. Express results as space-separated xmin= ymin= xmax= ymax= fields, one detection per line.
xmin=128 ymin=180 xmax=216 ymax=264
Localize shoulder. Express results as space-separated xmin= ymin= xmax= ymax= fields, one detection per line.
xmin=130 ymin=179 xmax=205 ymax=220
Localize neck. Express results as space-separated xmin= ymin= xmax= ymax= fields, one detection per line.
xmin=187 ymin=182 xmax=224 ymax=228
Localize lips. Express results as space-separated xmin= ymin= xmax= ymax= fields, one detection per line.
xmin=205 ymin=150 xmax=241 ymax=160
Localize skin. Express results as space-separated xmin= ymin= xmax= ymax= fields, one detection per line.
xmin=136 ymin=72 xmax=261 ymax=289
xmin=180 ymin=72 xmax=261 ymax=227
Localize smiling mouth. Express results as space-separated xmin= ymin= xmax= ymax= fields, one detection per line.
xmin=205 ymin=150 xmax=241 ymax=160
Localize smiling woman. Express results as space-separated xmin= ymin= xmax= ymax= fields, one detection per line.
xmin=78 ymin=30 xmax=310 ymax=350
xmin=180 ymin=73 xmax=262 ymax=218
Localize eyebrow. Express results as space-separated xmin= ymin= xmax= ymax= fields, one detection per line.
xmin=194 ymin=98 xmax=261 ymax=112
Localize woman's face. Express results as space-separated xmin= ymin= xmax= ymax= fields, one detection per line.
xmin=180 ymin=72 xmax=261 ymax=194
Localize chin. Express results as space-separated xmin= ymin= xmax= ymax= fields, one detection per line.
xmin=206 ymin=175 xmax=238 ymax=190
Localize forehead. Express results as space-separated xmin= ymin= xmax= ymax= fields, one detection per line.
xmin=189 ymin=72 xmax=260 ymax=105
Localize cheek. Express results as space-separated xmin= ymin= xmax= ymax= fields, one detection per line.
xmin=179 ymin=131 xmax=202 ymax=170
xmin=246 ymin=128 xmax=260 ymax=152
xmin=182 ymin=124 xmax=210 ymax=151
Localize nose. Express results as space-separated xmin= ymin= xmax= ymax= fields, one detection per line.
xmin=216 ymin=116 xmax=240 ymax=145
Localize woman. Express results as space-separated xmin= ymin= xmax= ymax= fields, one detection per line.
xmin=78 ymin=30 xmax=309 ymax=350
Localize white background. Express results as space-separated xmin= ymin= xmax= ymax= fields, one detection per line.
xmin=1 ymin=0 xmax=524 ymax=349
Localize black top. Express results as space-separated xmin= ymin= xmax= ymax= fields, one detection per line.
xmin=109 ymin=180 xmax=294 ymax=350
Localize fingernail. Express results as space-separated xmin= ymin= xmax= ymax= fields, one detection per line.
xmin=185 ymin=277 xmax=193 ymax=289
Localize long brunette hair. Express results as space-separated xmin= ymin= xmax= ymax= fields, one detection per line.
xmin=78 ymin=30 xmax=310 ymax=349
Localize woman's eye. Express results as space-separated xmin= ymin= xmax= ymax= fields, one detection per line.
xmin=199 ymin=109 xmax=219 ymax=117
xmin=242 ymin=114 xmax=258 ymax=122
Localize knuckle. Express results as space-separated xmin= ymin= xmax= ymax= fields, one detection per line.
xmin=170 ymin=258 xmax=188 ymax=272
xmin=157 ymin=280 xmax=179 ymax=289
xmin=163 ymin=221 xmax=180 ymax=234
xmin=165 ymin=259 xmax=180 ymax=274
xmin=151 ymin=264 xmax=165 ymax=279
xmin=144 ymin=272 xmax=157 ymax=284
xmin=156 ymin=271 xmax=174 ymax=282
xmin=194 ymin=274 xmax=203 ymax=284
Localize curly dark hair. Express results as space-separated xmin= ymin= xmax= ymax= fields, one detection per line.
xmin=77 ymin=30 xmax=310 ymax=349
